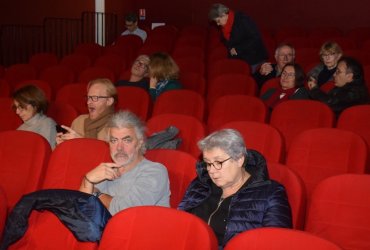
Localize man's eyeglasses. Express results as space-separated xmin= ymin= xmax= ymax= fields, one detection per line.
xmin=204 ymin=157 xmax=231 ymax=170
xmin=85 ymin=95 xmax=110 ymax=102
xmin=12 ymin=104 xmax=26 ymax=112
xmin=134 ymin=60 xmax=148 ymax=69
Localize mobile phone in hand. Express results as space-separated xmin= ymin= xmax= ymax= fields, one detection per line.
xmin=55 ymin=124 xmax=68 ymax=134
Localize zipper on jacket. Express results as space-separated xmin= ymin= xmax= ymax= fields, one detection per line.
xmin=207 ymin=197 xmax=224 ymax=225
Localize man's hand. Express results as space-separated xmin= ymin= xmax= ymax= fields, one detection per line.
xmin=56 ymin=125 xmax=82 ymax=145
xmin=230 ymin=48 xmax=238 ymax=56
xmin=259 ymin=62 xmax=273 ymax=75
xmin=307 ymin=77 xmax=318 ymax=90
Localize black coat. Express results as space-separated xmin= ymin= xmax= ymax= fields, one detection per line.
xmin=309 ymin=80 xmax=370 ymax=116
xmin=0 ymin=189 xmax=111 ymax=250
xmin=221 ymin=11 xmax=268 ymax=65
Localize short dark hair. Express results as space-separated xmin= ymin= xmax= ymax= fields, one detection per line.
xmin=12 ymin=85 xmax=48 ymax=114
xmin=338 ymin=56 xmax=364 ymax=82
xmin=282 ymin=63 xmax=305 ymax=88
xmin=125 ymin=12 xmax=138 ymax=23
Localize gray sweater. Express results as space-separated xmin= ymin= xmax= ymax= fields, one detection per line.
xmin=17 ymin=113 xmax=57 ymax=149
xmin=95 ymin=158 xmax=170 ymax=215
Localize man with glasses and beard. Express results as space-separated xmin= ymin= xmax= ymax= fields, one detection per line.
xmin=56 ymin=78 xmax=117 ymax=144
xmin=79 ymin=110 xmax=170 ymax=214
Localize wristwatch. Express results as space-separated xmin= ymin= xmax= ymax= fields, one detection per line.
xmin=92 ymin=191 xmax=103 ymax=198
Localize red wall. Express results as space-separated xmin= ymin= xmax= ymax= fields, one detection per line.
xmin=0 ymin=0 xmax=369 ymax=32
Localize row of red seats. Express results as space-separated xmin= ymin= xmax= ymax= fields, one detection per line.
xmin=0 ymin=130 xmax=368 ymax=249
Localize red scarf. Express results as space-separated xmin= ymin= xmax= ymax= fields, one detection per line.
xmin=221 ymin=10 xmax=235 ymax=40
xmin=264 ymin=87 xmax=297 ymax=108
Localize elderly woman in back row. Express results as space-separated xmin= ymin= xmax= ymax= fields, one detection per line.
xmin=307 ymin=41 xmax=343 ymax=87
xmin=12 ymin=85 xmax=57 ymax=149
xmin=178 ymin=129 xmax=292 ymax=248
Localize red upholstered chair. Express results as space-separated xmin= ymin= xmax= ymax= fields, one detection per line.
xmin=0 ymin=97 xmax=22 ymax=131
xmin=267 ymin=162 xmax=306 ymax=229
xmin=0 ymin=131 xmax=51 ymax=210
xmin=47 ymin=101 xmax=79 ymax=127
xmin=152 ymin=89 xmax=205 ymax=121
xmin=0 ymin=79 xmax=11 ymax=97
xmin=14 ymin=80 xmax=52 ymax=101
xmin=274 ymin=26 xmax=307 ymax=44
xmin=207 ymin=95 xmax=268 ymax=133
xmin=207 ymin=45 xmax=228 ymax=65
xmin=269 ymin=100 xmax=335 ymax=152
xmin=286 ymin=128 xmax=367 ymax=198
xmin=60 ymin=54 xmax=92 ymax=76
xmin=110 ymin=37 xmax=142 ymax=65
xmin=74 ymin=42 xmax=104 ymax=63
xmin=224 ymin=228 xmax=341 ymax=250
xmin=0 ymin=187 xmax=8 ymax=240
xmin=337 ymin=105 xmax=370 ymax=173
xmin=78 ymin=66 xmax=116 ymax=84
xmin=98 ymin=206 xmax=218 ymax=250
xmin=39 ymin=65 xmax=75 ymax=96
xmin=207 ymin=74 xmax=258 ymax=109
xmin=221 ymin=121 xmax=284 ymax=163
xmin=3 ymin=63 xmax=37 ymax=87
xmin=176 ymin=56 xmax=206 ymax=76
xmin=179 ymin=71 xmax=206 ymax=96
xmin=208 ymin=58 xmax=251 ymax=80
xmin=305 ymin=174 xmax=370 ymax=250
xmin=55 ymin=83 xmax=88 ymax=114
xmin=29 ymin=52 xmax=58 ymax=74
xmin=147 ymin=114 xmax=206 ymax=158
xmin=145 ymin=149 xmax=197 ymax=208
xmin=94 ymin=54 xmax=126 ymax=80
xmin=9 ymin=139 xmax=111 ymax=250
xmin=116 ymin=86 xmax=150 ymax=121
xmin=172 ymin=45 xmax=205 ymax=61
xmin=259 ymin=77 xmax=280 ymax=97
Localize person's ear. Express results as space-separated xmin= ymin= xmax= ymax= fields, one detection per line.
xmin=237 ymin=156 xmax=245 ymax=168
xmin=107 ymin=97 xmax=114 ymax=106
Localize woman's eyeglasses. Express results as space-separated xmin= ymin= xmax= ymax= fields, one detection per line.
xmin=203 ymin=157 xmax=231 ymax=170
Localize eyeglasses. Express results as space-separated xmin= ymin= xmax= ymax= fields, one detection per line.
xmin=134 ymin=60 xmax=148 ymax=69
xmin=321 ymin=53 xmax=336 ymax=58
xmin=12 ymin=103 xmax=26 ymax=112
xmin=335 ymin=68 xmax=348 ymax=75
xmin=281 ymin=71 xmax=295 ymax=78
xmin=277 ymin=54 xmax=294 ymax=59
xmin=85 ymin=95 xmax=110 ymax=102
xmin=204 ymin=157 xmax=231 ymax=170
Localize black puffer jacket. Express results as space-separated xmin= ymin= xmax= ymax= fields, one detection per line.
xmin=178 ymin=150 xmax=292 ymax=247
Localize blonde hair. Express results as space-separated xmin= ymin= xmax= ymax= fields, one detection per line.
xmin=87 ymin=78 xmax=118 ymax=104
xmin=319 ymin=41 xmax=343 ymax=56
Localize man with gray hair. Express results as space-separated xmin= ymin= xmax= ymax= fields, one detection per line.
xmin=254 ymin=43 xmax=295 ymax=88
xmin=79 ymin=110 xmax=170 ymax=215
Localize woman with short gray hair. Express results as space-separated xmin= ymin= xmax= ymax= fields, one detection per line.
xmin=179 ymin=129 xmax=292 ymax=248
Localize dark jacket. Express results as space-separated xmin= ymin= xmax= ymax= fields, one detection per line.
xmin=253 ymin=63 xmax=279 ymax=88
xmin=178 ymin=150 xmax=292 ymax=247
xmin=309 ymin=80 xmax=369 ymax=116
xmin=0 ymin=189 xmax=111 ymax=250
xmin=222 ymin=12 xmax=268 ymax=65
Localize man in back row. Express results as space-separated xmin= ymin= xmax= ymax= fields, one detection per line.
xmin=253 ymin=43 xmax=295 ymax=88
xmin=79 ymin=110 xmax=170 ymax=214
xmin=121 ymin=12 xmax=147 ymax=42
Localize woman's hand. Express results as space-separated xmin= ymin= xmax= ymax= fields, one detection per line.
xmin=307 ymin=77 xmax=318 ymax=90
xmin=230 ymin=48 xmax=238 ymax=56
xmin=149 ymin=77 xmax=158 ymax=89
